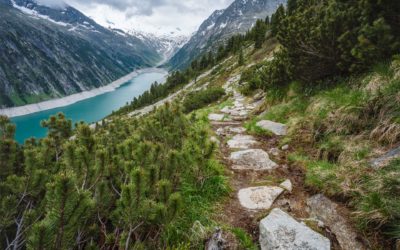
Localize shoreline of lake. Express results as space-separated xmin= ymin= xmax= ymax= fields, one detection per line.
xmin=0 ymin=68 xmax=166 ymax=118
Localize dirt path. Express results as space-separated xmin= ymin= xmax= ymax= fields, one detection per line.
xmin=207 ymin=78 xmax=367 ymax=250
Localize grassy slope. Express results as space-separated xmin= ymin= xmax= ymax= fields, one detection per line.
xmin=244 ymin=56 xmax=400 ymax=243
xmin=179 ymin=40 xmax=399 ymax=246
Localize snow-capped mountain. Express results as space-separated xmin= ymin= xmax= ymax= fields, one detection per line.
xmin=0 ymin=0 xmax=160 ymax=107
xmin=168 ymin=0 xmax=287 ymax=70
xmin=128 ymin=30 xmax=189 ymax=65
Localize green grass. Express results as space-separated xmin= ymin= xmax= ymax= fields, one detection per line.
xmin=356 ymin=159 xmax=400 ymax=239
xmin=231 ymin=228 xmax=258 ymax=250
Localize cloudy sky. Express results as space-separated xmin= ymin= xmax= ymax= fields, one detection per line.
xmin=40 ymin=0 xmax=234 ymax=36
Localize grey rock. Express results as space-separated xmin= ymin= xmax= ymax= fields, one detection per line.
xmin=279 ymin=179 xmax=293 ymax=193
xmin=282 ymin=144 xmax=289 ymax=151
xmin=369 ymin=146 xmax=400 ymax=169
xmin=206 ymin=228 xmax=225 ymax=250
xmin=259 ymin=208 xmax=331 ymax=250
xmin=216 ymin=126 xmax=246 ymax=136
xmin=307 ymin=194 xmax=365 ymax=250
xmin=256 ymin=120 xmax=287 ymax=136
xmin=208 ymin=113 xmax=225 ymax=121
xmin=269 ymin=148 xmax=280 ymax=156
xmin=238 ymin=186 xmax=283 ymax=210
xmin=227 ymin=134 xmax=259 ymax=149
xmin=230 ymin=149 xmax=278 ymax=170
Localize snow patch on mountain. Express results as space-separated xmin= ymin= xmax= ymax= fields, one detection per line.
xmin=11 ymin=0 xmax=69 ymax=26
xmin=129 ymin=29 xmax=189 ymax=64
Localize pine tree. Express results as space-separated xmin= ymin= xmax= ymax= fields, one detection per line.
xmin=271 ymin=4 xmax=285 ymax=37
xmin=238 ymin=48 xmax=245 ymax=66
xmin=254 ymin=19 xmax=267 ymax=49
xmin=27 ymin=175 xmax=93 ymax=249
xmin=287 ymin=0 xmax=297 ymax=15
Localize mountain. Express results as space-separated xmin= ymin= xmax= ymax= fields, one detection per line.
xmin=128 ymin=30 xmax=189 ymax=65
xmin=0 ymin=0 xmax=161 ymax=108
xmin=168 ymin=0 xmax=287 ymax=70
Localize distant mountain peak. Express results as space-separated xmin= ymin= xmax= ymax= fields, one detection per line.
xmin=168 ymin=0 xmax=287 ymax=69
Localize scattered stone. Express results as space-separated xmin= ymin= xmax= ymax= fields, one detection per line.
xmin=307 ymin=194 xmax=365 ymax=250
xmin=238 ymin=186 xmax=283 ymax=210
xmin=227 ymin=134 xmax=259 ymax=149
xmin=269 ymin=148 xmax=280 ymax=156
xmin=206 ymin=228 xmax=225 ymax=250
xmin=253 ymin=91 xmax=265 ymax=101
xmin=256 ymin=120 xmax=287 ymax=136
xmin=230 ymin=110 xmax=248 ymax=117
xmin=230 ymin=149 xmax=278 ymax=170
xmin=279 ymin=179 xmax=293 ymax=193
xmin=259 ymin=208 xmax=331 ymax=250
xmin=369 ymin=146 xmax=400 ymax=169
xmin=220 ymin=106 xmax=233 ymax=114
xmin=208 ymin=114 xmax=225 ymax=121
xmin=281 ymin=144 xmax=289 ymax=151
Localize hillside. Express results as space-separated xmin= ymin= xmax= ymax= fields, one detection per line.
xmin=1 ymin=0 xmax=400 ymax=249
xmin=0 ymin=0 xmax=160 ymax=108
xmin=168 ymin=0 xmax=286 ymax=70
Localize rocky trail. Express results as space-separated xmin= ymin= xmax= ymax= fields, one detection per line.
xmin=206 ymin=76 xmax=367 ymax=250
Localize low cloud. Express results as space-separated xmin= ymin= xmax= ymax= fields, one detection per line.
xmin=63 ymin=0 xmax=234 ymax=35
xmin=37 ymin=0 xmax=67 ymax=8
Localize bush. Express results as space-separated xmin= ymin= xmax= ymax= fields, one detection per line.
xmin=183 ymin=87 xmax=225 ymax=113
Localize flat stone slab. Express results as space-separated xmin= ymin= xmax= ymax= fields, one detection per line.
xmin=307 ymin=194 xmax=365 ymax=250
xmin=256 ymin=120 xmax=287 ymax=136
xmin=227 ymin=135 xmax=259 ymax=149
xmin=208 ymin=113 xmax=225 ymax=121
xmin=230 ymin=149 xmax=278 ymax=170
xmin=238 ymin=186 xmax=283 ymax=210
xmin=369 ymin=146 xmax=400 ymax=169
xmin=260 ymin=208 xmax=331 ymax=250
xmin=216 ymin=126 xmax=246 ymax=136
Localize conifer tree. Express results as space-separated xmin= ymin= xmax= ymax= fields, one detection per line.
xmin=238 ymin=48 xmax=245 ymax=66
xmin=28 ymin=175 xmax=93 ymax=249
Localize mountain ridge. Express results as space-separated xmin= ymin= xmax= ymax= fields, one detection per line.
xmin=0 ymin=0 xmax=161 ymax=108
xmin=168 ymin=0 xmax=286 ymax=70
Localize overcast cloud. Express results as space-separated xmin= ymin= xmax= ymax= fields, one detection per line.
xmin=38 ymin=0 xmax=234 ymax=36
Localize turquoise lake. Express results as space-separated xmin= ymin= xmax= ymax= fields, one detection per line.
xmin=11 ymin=69 xmax=167 ymax=143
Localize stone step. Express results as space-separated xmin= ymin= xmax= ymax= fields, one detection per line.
xmin=227 ymin=134 xmax=259 ymax=149
xmin=259 ymin=208 xmax=331 ymax=250
xmin=256 ymin=120 xmax=287 ymax=136
xmin=238 ymin=186 xmax=283 ymax=210
xmin=208 ymin=113 xmax=228 ymax=122
xmin=211 ymin=121 xmax=242 ymax=127
xmin=230 ymin=149 xmax=278 ymax=170
xmin=216 ymin=126 xmax=246 ymax=136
